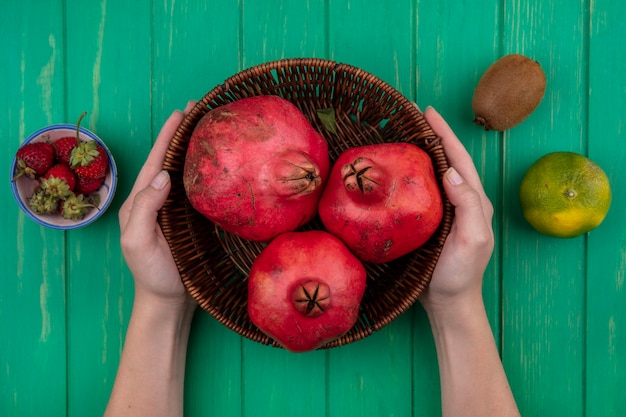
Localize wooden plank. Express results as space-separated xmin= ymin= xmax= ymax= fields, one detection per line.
xmin=0 ymin=1 xmax=68 ymax=416
xmin=415 ymin=1 xmax=505 ymax=333
xmin=239 ymin=2 xmax=329 ymax=416
xmin=241 ymin=0 xmax=327 ymax=67
xmin=412 ymin=1 xmax=504 ymax=414
xmin=151 ymin=0 xmax=242 ymax=128
xmin=2 ymin=2 xmax=624 ymax=417
xmin=154 ymin=6 xmax=245 ymax=413
xmin=184 ymin=314 xmax=245 ymax=415
xmin=411 ymin=307 xmax=441 ymax=417
xmin=586 ymin=0 xmax=626 ymax=414
xmin=326 ymin=1 xmax=414 ymax=416
xmin=501 ymin=1 xmax=589 ymax=415
xmin=328 ymin=315 xmax=414 ymax=417
xmin=329 ymin=0 xmax=414 ymax=97
xmin=61 ymin=0 xmax=152 ymax=414
xmin=242 ymin=341 xmax=328 ymax=417
xmin=151 ymin=1 xmax=242 ymax=415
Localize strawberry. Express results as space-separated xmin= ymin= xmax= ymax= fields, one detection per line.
xmin=59 ymin=193 xmax=98 ymax=221
xmin=45 ymin=164 xmax=77 ymax=191
xmin=76 ymin=175 xmax=105 ymax=195
xmin=38 ymin=177 xmax=73 ymax=200
xmin=53 ymin=136 xmax=79 ymax=165
xmin=28 ymin=187 xmax=60 ymax=214
xmin=13 ymin=142 xmax=56 ymax=180
xmin=54 ymin=112 xmax=87 ymax=165
xmin=71 ymin=141 xmax=109 ymax=179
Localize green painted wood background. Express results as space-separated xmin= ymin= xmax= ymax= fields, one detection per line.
xmin=1 ymin=1 xmax=624 ymax=416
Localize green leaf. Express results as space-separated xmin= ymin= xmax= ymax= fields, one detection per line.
xmin=316 ymin=108 xmax=337 ymax=134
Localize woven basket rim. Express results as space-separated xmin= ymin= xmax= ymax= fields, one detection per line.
xmin=159 ymin=57 xmax=454 ymax=350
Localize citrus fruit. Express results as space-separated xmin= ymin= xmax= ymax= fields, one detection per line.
xmin=519 ymin=152 xmax=612 ymax=238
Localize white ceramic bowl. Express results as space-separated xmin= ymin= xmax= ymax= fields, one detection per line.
xmin=10 ymin=124 xmax=118 ymax=230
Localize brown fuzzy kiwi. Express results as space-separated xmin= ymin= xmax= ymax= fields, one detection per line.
xmin=472 ymin=54 xmax=547 ymax=131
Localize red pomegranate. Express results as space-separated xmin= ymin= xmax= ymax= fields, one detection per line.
xmin=318 ymin=142 xmax=443 ymax=264
xmin=247 ymin=230 xmax=367 ymax=352
xmin=183 ymin=95 xmax=329 ymax=242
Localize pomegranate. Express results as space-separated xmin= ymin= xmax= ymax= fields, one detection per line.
xmin=183 ymin=95 xmax=330 ymax=242
xmin=247 ymin=230 xmax=366 ymax=352
xmin=318 ymin=142 xmax=443 ymax=264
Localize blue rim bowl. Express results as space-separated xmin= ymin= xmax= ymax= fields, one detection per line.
xmin=10 ymin=124 xmax=118 ymax=230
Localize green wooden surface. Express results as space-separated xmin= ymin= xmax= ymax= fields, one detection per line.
xmin=1 ymin=1 xmax=624 ymax=416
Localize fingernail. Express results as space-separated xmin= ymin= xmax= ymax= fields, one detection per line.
xmin=185 ymin=100 xmax=196 ymax=112
xmin=151 ymin=170 xmax=170 ymax=190
xmin=445 ymin=167 xmax=464 ymax=185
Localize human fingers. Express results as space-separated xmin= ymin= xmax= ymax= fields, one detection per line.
xmin=130 ymin=110 xmax=186 ymax=194
xmin=121 ymin=170 xmax=172 ymax=249
xmin=424 ymin=107 xmax=484 ymax=192
xmin=118 ymin=109 xmax=180 ymax=230
xmin=424 ymin=106 xmax=493 ymax=218
xmin=443 ymin=167 xmax=494 ymax=245
xmin=183 ymin=99 xmax=196 ymax=113
xmin=119 ymin=105 xmax=191 ymax=230
xmin=131 ymin=100 xmax=196 ymax=192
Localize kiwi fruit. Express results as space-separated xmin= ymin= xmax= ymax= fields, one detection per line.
xmin=472 ymin=54 xmax=547 ymax=131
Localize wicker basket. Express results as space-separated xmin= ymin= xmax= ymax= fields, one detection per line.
xmin=159 ymin=58 xmax=453 ymax=349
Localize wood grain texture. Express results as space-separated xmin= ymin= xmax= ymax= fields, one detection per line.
xmin=412 ymin=2 xmax=504 ymax=414
xmin=62 ymin=0 xmax=153 ymax=414
xmin=502 ymin=1 xmax=590 ymax=415
xmin=1 ymin=1 xmax=624 ymax=416
xmin=150 ymin=2 xmax=245 ymax=415
xmin=326 ymin=2 xmax=416 ymax=416
xmin=586 ymin=0 xmax=626 ymax=415
xmin=239 ymin=3 xmax=330 ymax=417
xmin=1 ymin=1 xmax=68 ymax=415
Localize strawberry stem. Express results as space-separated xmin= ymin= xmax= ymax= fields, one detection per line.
xmin=75 ymin=112 xmax=88 ymax=145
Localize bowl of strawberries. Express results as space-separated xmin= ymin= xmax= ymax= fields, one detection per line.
xmin=10 ymin=113 xmax=117 ymax=230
